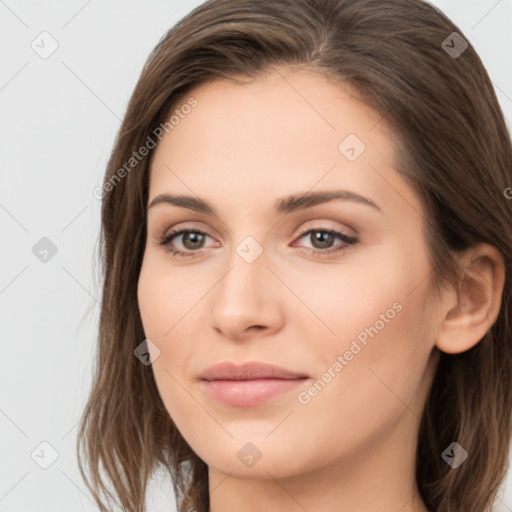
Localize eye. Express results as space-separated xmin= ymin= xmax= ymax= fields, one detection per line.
xmin=156 ymin=228 xmax=217 ymax=257
xmin=156 ymin=226 xmax=358 ymax=258
xmin=293 ymin=228 xmax=358 ymax=256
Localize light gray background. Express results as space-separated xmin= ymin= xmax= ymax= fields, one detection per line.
xmin=1 ymin=1 xmax=511 ymax=511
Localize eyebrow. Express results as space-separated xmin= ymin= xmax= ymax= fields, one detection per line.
xmin=147 ymin=189 xmax=382 ymax=215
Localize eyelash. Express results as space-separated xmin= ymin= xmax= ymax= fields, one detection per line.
xmin=156 ymin=226 xmax=358 ymax=258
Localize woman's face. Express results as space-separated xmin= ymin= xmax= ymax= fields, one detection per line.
xmin=137 ymin=66 xmax=442 ymax=482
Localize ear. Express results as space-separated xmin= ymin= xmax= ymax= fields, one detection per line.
xmin=435 ymin=243 xmax=506 ymax=354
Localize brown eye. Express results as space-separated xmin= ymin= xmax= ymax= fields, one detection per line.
xmin=157 ymin=229 xmax=215 ymax=257
xmin=295 ymin=228 xmax=358 ymax=256
xmin=179 ymin=231 xmax=207 ymax=250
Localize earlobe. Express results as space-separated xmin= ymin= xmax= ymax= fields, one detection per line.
xmin=435 ymin=243 xmax=505 ymax=355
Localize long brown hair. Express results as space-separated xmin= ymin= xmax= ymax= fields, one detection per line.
xmin=77 ymin=1 xmax=512 ymax=510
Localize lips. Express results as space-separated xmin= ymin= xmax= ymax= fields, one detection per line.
xmin=198 ymin=361 xmax=309 ymax=407
xmin=199 ymin=361 xmax=309 ymax=381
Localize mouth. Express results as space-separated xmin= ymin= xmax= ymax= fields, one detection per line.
xmin=200 ymin=378 xmax=309 ymax=407
xmin=198 ymin=361 xmax=310 ymax=407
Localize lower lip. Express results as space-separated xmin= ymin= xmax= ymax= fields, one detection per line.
xmin=200 ymin=378 xmax=307 ymax=407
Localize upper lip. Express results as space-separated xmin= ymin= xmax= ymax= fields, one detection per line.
xmin=199 ymin=361 xmax=309 ymax=381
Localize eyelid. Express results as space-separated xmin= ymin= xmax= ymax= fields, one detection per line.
xmin=160 ymin=221 xmax=215 ymax=239
xmin=291 ymin=219 xmax=356 ymax=239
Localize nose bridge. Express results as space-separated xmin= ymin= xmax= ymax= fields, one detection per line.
xmin=216 ymin=236 xmax=267 ymax=309
xmin=209 ymin=233 xmax=281 ymax=337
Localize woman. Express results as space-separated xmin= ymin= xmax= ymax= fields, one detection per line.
xmin=77 ymin=0 xmax=512 ymax=511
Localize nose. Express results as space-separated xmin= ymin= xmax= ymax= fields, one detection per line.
xmin=209 ymin=247 xmax=284 ymax=341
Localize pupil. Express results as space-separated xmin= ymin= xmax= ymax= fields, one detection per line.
xmin=183 ymin=232 xmax=204 ymax=249
xmin=312 ymin=231 xmax=333 ymax=249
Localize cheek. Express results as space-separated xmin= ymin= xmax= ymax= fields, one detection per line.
xmin=137 ymin=256 xmax=202 ymax=393
xmin=290 ymin=293 xmax=435 ymax=468
xmin=296 ymin=244 xmax=435 ymax=405
xmin=138 ymin=270 xmax=203 ymax=445
xmin=287 ymin=257 xmax=407 ymax=354
xmin=137 ymin=254 xmax=192 ymax=340
xmin=309 ymin=273 xmax=436 ymax=421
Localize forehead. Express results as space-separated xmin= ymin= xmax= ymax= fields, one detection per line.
xmin=148 ymin=67 xmax=420 ymax=217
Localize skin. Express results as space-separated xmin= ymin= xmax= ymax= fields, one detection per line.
xmin=137 ymin=65 xmax=505 ymax=512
